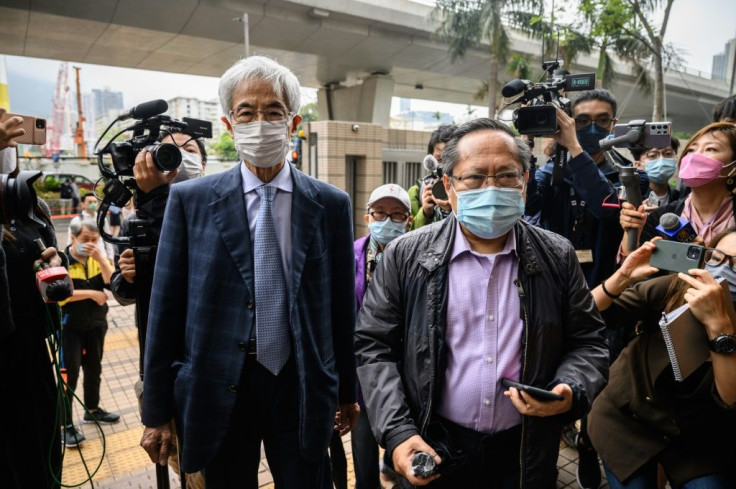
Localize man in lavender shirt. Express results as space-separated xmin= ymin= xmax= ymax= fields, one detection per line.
xmin=355 ymin=118 xmax=609 ymax=489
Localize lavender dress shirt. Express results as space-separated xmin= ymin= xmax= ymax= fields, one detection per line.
xmin=436 ymin=223 xmax=523 ymax=434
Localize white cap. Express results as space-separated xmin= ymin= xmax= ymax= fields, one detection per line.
xmin=366 ymin=184 xmax=411 ymax=212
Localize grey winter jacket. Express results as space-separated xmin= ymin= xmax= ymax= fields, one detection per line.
xmin=355 ymin=215 xmax=609 ymax=488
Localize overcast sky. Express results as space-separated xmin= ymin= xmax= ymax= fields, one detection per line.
xmin=4 ymin=0 xmax=734 ymax=119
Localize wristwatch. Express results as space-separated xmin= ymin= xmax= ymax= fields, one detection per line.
xmin=709 ymin=334 xmax=736 ymax=354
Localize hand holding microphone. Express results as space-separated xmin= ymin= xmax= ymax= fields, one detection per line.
xmin=33 ymin=239 xmax=73 ymax=302
xmin=655 ymin=213 xmax=697 ymax=243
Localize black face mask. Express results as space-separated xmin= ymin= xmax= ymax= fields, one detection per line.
xmin=576 ymin=124 xmax=610 ymax=155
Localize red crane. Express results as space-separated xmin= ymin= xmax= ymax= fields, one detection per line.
xmin=46 ymin=62 xmax=69 ymax=158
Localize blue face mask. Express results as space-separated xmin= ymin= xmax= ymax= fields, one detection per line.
xmin=76 ymin=243 xmax=90 ymax=257
xmin=369 ymin=219 xmax=407 ymax=245
xmin=455 ymin=186 xmax=525 ymax=239
xmin=576 ymin=124 xmax=610 ymax=155
xmin=704 ymin=262 xmax=736 ymax=301
xmin=644 ymin=157 xmax=677 ymax=184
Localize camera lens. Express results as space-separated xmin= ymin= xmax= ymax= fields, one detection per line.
xmin=36 ymin=119 xmax=46 ymax=129
xmin=687 ymin=246 xmax=700 ymax=259
xmin=151 ymin=143 xmax=182 ymax=172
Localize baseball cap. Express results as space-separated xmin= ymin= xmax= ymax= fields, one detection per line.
xmin=366 ymin=184 xmax=411 ymax=212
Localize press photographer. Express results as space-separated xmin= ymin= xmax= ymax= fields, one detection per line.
xmin=409 ymin=124 xmax=455 ymax=230
xmin=1 ymin=109 xmax=68 ymax=489
xmin=97 ymin=101 xmax=210 ymax=488
xmin=516 ymin=77 xmax=648 ymax=487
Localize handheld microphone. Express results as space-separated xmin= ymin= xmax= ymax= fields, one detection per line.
xmin=34 ymin=239 xmax=73 ymax=303
xmin=501 ymin=79 xmax=530 ymax=98
xmin=423 ymin=154 xmax=439 ymax=173
xmin=656 ymin=213 xmax=697 ymax=243
xmin=118 ymin=99 xmax=168 ymax=121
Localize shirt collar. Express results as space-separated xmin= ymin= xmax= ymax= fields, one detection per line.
xmin=450 ymin=221 xmax=517 ymax=261
xmin=240 ymin=161 xmax=293 ymax=194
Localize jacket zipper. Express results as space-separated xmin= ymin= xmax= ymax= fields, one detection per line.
xmin=514 ymin=278 xmax=530 ymax=489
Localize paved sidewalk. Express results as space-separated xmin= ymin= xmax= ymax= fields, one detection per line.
xmin=61 ymin=298 xmax=608 ymax=489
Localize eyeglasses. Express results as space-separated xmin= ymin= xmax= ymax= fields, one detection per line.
xmin=368 ymin=211 xmax=409 ymax=223
xmin=643 ymin=148 xmax=677 ymax=160
xmin=229 ymin=107 xmax=291 ymax=124
xmin=574 ymin=115 xmax=614 ymax=130
xmin=704 ymin=248 xmax=736 ymax=271
xmin=450 ymin=171 xmax=525 ymax=190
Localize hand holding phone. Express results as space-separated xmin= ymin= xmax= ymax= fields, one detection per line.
xmin=650 ymin=240 xmax=705 ymax=274
xmin=501 ymin=378 xmax=564 ymax=401
xmin=0 ymin=109 xmax=24 ymax=149
xmin=0 ymin=111 xmax=46 ymax=145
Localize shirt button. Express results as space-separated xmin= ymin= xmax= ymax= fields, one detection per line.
xmin=488 ymin=315 xmax=494 ymax=321
xmin=486 ymin=357 xmax=493 ymax=364
xmin=484 ymin=398 xmax=491 ymax=406
xmin=228 ymin=385 xmax=238 ymax=393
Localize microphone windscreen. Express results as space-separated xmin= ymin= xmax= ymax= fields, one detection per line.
xmin=423 ymin=154 xmax=438 ymax=172
xmin=501 ymin=79 xmax=528 ymax=98
xmin=131 ymin=99 xmax=168 ymax=119
xmin=659 ymin=212 xmax=681 ymax=231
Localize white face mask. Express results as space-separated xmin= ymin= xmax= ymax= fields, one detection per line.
xmin=231 ymin=120 xmax=290 ymax=168
xmin=171 ymin=148 xmax=203 ymax=184
xmin=0 ymin=147 xmax=17 ymax=174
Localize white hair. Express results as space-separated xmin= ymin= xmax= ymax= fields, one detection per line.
xmin=218 ymin=56 xmax=301 ymax=116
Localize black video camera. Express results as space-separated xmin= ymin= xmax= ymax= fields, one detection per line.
xmin=96 ymin=99 xmax=212 ymax=178
xmin=503 ymin=61 xmax=595 ymax=136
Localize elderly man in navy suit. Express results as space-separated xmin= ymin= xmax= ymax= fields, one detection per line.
xmin=139 ymin=56 xmax=360 ymax=489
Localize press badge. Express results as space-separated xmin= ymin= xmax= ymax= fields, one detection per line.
xmin=575 ymin=249 xmax=593 ymax=263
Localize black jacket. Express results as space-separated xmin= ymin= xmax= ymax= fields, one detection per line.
xmin=355 ymin=216 xmax=609 ymax=488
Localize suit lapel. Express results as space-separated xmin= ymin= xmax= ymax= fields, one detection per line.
xmin=289 ymin=169 xmax=324 ymax=309
xmin=210 ymin=164 xmax=255 ymax=298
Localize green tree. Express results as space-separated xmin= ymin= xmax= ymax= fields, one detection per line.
xmin=210 ymin=131 xmax=237 ymax=161
xmin=299 ymin=102 xmax=319 ymax=122
xmin=431 ymin=0 xmax=543 ymax=117
xmin=433 ymin=110 xmax=443 ymax=122
xmin=578 ymin=0 xmax=680 ymax=120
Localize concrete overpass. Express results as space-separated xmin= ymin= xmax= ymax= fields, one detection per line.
xmin=0 ymin=0 xmax=731 ymax=132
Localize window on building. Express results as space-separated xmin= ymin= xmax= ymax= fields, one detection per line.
xmin=404 ymin=161 xmax=422 ymax=188
xmin=383 ymin=161 xmax=397 ymax=184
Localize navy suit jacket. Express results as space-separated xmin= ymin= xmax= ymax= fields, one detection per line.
xmin=141 ymin=164 xmax=358 ymax=472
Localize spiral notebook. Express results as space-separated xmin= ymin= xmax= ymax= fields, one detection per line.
xmin=659 ymin=277 xmax=735 ymax=381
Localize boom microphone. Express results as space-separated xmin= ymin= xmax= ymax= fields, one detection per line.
xmin=119 ymin=99 xmax=168 ymax=121
xmin=501 ymin=79 xmax=531 ymax=98
xmin=656 ymin=213 xmax=697 ymax=242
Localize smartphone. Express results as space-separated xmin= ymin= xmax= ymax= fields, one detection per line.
xmin=501 ymin=378 xmax=564 ymax=402
xmin=612 ymin=121 xmax=671 ymax=150
xmin=431 ymin=179 xmax=448 ymax=201
xmin=650 ymin=240 xmax=705 ymax=274
xmin=0 ymin=113 xmax=47 ymax=145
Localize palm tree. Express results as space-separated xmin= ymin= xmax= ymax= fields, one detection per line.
xmin=431 ymin=0 xmax=543 ymax=117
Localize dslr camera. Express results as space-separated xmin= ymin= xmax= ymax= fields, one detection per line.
xmin=96 ymin=99 xmax=212 ymax=178
xmin=421 ymin=154 xmax=448 ymax=201
xmin=503 ymin=61 xmax=595 ymax=136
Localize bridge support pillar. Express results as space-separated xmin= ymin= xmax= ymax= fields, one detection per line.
xmin=317 ymin=74 xmax=394 ymax=127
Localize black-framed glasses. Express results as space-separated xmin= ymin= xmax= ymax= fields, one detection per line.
xmin=704 ymin=248 xmax=736 ymax=271
xmin=229 ymin=106 xmax=291 ymax=124
xmin=368 ymin=211 xmax=409 ymax=223
xmin=643 ymin=148 xmax=677 ymax=160
xmin=450 ymin=171 xmax=525 ymax=190
xmin=574 ymin=115 xmax=614 ymax=130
